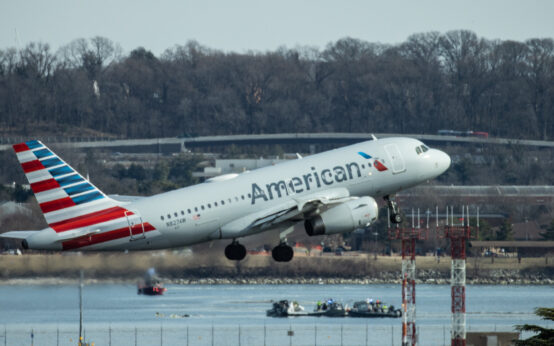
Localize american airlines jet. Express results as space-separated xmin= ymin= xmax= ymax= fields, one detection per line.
xmin=1 ymin=137 xmax=450 ymax=262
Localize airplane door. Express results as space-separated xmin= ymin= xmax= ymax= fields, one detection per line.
xmin=384 ymin=144 xmax=406 ymax=174
xmin=125 ymin=210 xmax=146 ymax=241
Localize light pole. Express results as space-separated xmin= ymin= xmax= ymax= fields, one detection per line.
xmin=373 ymin=232 xmax=378 ymax=260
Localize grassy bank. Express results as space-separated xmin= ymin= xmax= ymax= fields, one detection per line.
xmin=1 ymin=252 xmax=552 ymax=283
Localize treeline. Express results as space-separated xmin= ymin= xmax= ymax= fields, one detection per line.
xmin=0 ymin=31 xmax=553 ymax=140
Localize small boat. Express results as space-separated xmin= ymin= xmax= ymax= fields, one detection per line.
xmin=348 ymin=301 xmax=402 ymax=318
xmin=312 ymin=300 xmax=348 ymax=317
xmin=267 ymin=300 xmax=307 ymax=317
xmin=137 ymin=268 xmax=167 ymax=296
xmin=137 ymin=283 xmax=167 ymax=296
xmin=267 ymin=299 xmax=347 ymax=317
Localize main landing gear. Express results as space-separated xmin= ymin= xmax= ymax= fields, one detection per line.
xmin=224 ymin=240 xmax=294 ymax=262
xmin=384 ymin=195 xmax=403 ymax=224
xmin=225 ymin=240 xmax=246 ymax=261
xmin=272 ymin=243 xmax=294 ymax=262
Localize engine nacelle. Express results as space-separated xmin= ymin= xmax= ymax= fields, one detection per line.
xmin=305 ymin=196 xmax=379 ymax=236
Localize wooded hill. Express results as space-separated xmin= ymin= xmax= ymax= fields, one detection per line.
xmin=1 ymin=30 xmax=553 ymax=141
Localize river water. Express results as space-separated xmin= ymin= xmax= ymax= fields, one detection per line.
xmin=0 ymin=283 xmax=552 ymax=345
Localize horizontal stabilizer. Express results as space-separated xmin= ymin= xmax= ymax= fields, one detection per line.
xmin=0 ymin=231 xmax=40 ymax=239
xmin=54 ymin=228 xmax=102 ymax=242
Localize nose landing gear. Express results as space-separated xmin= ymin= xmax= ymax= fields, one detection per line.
xmin=384 ymin=195 xmax=403 ymax=224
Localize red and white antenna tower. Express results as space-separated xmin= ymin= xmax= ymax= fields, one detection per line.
xmin=443 ymin=205 xmax=478 ymax=346
xmin=388 ymin=208 xmax=427 ymax=346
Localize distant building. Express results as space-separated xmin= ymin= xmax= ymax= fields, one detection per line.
xmin=512 ymin=221 xmax=543 ymax=241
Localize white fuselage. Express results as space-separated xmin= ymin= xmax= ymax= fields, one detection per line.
xmin=115 ymin=137 xmax=449 ymax=250
xmin=21 ymin=137 xmax=451 ymax=251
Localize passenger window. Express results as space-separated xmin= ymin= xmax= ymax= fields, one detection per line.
xmin=181 ymin=211 xmax=185 ymax=215
xmin=167 ymin=214 xmax=171 ymax=219
xmin=160 ymin=216 xmax=164 ymax=221
xmin=247 ymin=193 xmax=251 ymax=198
xmin=201 ymin=205 xmax=205 ymax=210
xmin=235 ymin=197 xmax=239 ymax=202
xmin=241 ymin=195 xmax=245 ymax=200
xmin=194 ymin=207 xmax=198 ymax=212
xmin=207 ymin=203 xmax=211 ymax=208
xmin=214 ymin=202 xmax=218 ymax=207
xmin=174 ymin=212 xmax=178 ymax=217
xmin=188 ymin=209 xmax=191 ymax=214
xmin=416 ymin=147 xmax=422 ymax=155
xmin=221 ymin=200 xmax=225 ymax=205
xmin=228 ymin=198 xmax=232 ymax=203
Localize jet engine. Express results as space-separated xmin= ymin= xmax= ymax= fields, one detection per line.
xmin=305 ymin=196 xmax=378 ymax=236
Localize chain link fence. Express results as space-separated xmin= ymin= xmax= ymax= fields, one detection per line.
xmin=0 ymin=323 xmax=529 ymax=346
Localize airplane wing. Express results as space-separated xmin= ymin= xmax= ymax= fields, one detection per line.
xmin=217 ymin=187 xmax=355 ymax=238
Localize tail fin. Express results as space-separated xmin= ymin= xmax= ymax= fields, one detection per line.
xmin=13 ymin=140 xmax=120 ymax=228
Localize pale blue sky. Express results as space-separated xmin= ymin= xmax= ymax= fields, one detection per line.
xmin=1 ymin=0 xmax=553 ymax=55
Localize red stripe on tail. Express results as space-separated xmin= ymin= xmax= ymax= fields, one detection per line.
xmin=13 ymin=143 xmax=30 ymax=153
xmin=40 ymin=197 xmax=76 ymax=214
xmin=50 ymin=206 xmax=131 ymax=232
xmin=31 ymin=179 xmax=61 ymax=193
xmin=21 ymin=160 xmax=45 ymax=173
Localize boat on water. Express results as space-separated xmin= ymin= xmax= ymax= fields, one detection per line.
xmin=266 ymin=300 xmax=347 ymax=317
xmin=137 ymin=268 xmax=167 ymax=296
xmin=137 ymin=283 xmax=166 ymax=296
xmin=266 ymin=299 xmax=400 ymax=318
xmin=348 ymin=301 xmax=402 ymax=318
xmin=267 ymin=300 xmax=308 ymax=317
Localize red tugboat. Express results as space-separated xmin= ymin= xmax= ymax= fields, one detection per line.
xmin=137 ymin=268 xmax=167 ymax=296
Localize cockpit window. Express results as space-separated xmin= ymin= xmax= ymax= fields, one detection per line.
xmin=416 ymin=147 xmax=422 ymax=155
xmin=421 ymin=145 xmax=429 ymax=152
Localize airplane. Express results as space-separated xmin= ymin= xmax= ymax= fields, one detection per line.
xmin=0 ymin=137 xmax=450 ymax=262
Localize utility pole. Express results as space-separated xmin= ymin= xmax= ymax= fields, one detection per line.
xmin=388 ymin=208 xmax=426 ymax=346
xmin=79 ymin=270 xmax=84 ymax=346
xmin=443 ymin=206 xmax=478 ymax=346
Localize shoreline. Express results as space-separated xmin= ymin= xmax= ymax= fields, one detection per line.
xmin=2 ymin=275 xmax=553 ymax=286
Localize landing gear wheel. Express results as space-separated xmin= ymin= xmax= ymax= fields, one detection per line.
xmin=225 ymin=241 xmax=246 ymax=261
xmin=384 ymin=195 xmax=403 ymax=224
xmin=390 ymin=213 xmax=403 ymax=224
xmin=272 ymin=244 xmax=294 ymax=262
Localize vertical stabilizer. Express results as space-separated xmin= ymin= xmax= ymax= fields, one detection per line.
xmin=13 ymin=140 xmax=121 ymax=230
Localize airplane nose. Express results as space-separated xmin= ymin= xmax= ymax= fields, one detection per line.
xmin=437 ymin=150 xmax=451 ymax=173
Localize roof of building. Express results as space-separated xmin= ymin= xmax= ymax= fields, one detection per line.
xmin=470 ymin=241 xmax=554 ymax=248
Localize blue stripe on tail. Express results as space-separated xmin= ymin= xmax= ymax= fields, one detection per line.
xmin=64 ymin=183 xmax=94 ymax=196
xmin=72 ymin=191 xmax=103 ymax=205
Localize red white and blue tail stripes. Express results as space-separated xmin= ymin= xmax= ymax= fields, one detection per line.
xmin=13 ymin=140 xmax=157 ymax=250
xmin=13 ymin=140 xmax=119 ymax=226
